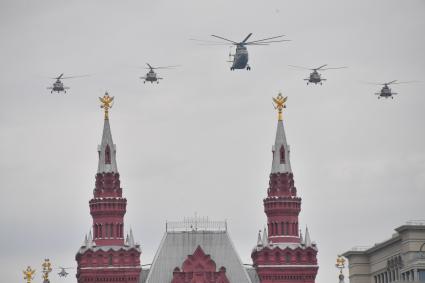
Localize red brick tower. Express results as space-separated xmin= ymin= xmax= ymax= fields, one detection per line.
xmin=251 ymin=94 xmax=318 ymax=283
xmin=75 ymin=93 xmax=141 ymax=283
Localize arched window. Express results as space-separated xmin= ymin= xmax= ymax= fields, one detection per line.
xmin=285 ymin=253 xmax=291 ymax=263
xmin=99 ymin=224 xmax=103 ymax=238
xmin=280 ymin=145 xmax=285 ymax=164
xmin=296 ymin=252 xmax=301 ymax=262
xmin=105 ymin=145 xmax=111 ymax=164
xmin=108 ymin=254 xmax=113 ymax=266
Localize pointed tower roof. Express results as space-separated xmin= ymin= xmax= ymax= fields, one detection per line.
xmin=305 ymin=226 xmax=312 ymax=247
xmin=271 ymin=93 xmax=292 ymax=174
xmin=97 ymin=92 xmax=118 ymax=174
xmin=262 ymin=227 xmax=268 ymax=246
xmin=257 ymin=230 xmax=263 ymax=247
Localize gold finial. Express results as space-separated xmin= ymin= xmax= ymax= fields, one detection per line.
xmin=335 ymin=255 xmax=346 ymax=273
xmin=99 ymin=92 xmax=114 ymax=120
xmin=42 ymin=259 xmax=52 ymax=282
xmin=23 ymin=266 xmax=35 ymax=283
xmin=272 ymin=92 xmax=288 ymax=121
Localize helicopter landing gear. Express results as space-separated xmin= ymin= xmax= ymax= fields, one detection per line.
xmin=230 ymin=67 xmax=234 ymax=71
xmin=143 ymin=81 xmax=146 ymax=84
xmin=246 ymin=66 xmax=251 ymax=71
xmin=157 ymin=81 xmax=159 ymax=84
xmin=320 ymin=82 xmax=322 ymax=85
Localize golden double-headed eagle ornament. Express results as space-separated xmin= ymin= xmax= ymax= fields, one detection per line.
xmin=99 ymin=92 xmax=114 ymax=120
xmin=23 ymin=266 xmax=35 ymax=283
xmin=42 ymin=259 xmax=52 ymax=282
xmin=272 ymin=93 xmax=288 ymax=121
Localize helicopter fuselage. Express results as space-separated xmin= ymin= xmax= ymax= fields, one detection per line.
xmin=305 ymin=71 xmax=325 ymax=85
xmin=142 ymin=70 xmax=162 ymax=84
xmin=377 ymin=85 xmax=395 ymax=99
xmin=231 ymin=45 xmax=249 ymax=70
xmin=50 ymin=80 xmax=67 ymax=93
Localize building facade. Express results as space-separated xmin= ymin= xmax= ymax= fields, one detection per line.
xmin=343 ymin=223 xmax=425 ymax=283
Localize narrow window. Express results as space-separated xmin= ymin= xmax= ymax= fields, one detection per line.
xmin=285 ymin=253 xmax=291 ymax=263
xmin=280 ymin=145 xmax=285 ymax=164
xmin=108 ymin=254 xmax=113 ymax=266
xmin=105 ymin=145 xmax=111 ymax=164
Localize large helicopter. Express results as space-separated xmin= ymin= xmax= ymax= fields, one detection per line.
xmin=140 ymin=63 xmax=179 ymax=84
xmin=289 ymin=64 xmax=347 ymax=85
xmin=203 ymin=33 xmax=289 ymax=71
xmin=47 ymin=73 xmax=88 ymax=93
xmin=365 ymin=80 xmax=417 ymax=99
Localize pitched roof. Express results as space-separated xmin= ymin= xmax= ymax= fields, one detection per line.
xmin=144 ymin=230 xmax=254 ymax=283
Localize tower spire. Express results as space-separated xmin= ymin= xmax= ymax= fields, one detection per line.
xmin=97 ymin=92 xmax=117 ymax=173
xmin=271 ymin=93 xmax=291 ymax=174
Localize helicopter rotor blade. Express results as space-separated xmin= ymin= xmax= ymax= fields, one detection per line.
xmin=211 ymin=35 xmax=238 ymax=44
xmin=321 ymin=66 xmax=347 ymax=71
xmin=314 ymin=64 xmax=328 ymax=70
xmin=288 ymin=65 xmax=311 ymax=70
xmin=386 ymin=80 xmax=397 ymax=85
xmin=391 ymin=80 xmax=420 ymax=85
xmin=61 ymin=74 xmax=90 ymax=79
xmin=57 ymin=73 xmax=64 ymax=79
xmin=151 ymin=65 xmax=180 ymax=69
xmin=245 ymin=39 xmax=290 ymax=45
xmin=241 ymin=33 xmax=253 ymax=43
xmin=146 ymin=63 xmax=154 ymax=69
xmin=246 ymin=34 xmax=286 ymax=44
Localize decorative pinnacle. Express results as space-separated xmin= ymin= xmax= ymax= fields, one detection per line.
xmin=272 ymin=93 xmax=288 ymax=121
xmin=335 ymin=255 xmax=346 ymax=274
xmin=42 ymin=259 xmax=52 ymax=282
xmin=23 ymin=266 xmax=35 ymax=283
xmin=99 ymin=92 xmax=114 ymax=120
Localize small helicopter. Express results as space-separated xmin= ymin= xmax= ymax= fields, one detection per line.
xmin=365 ymin=80 xmax=417 ymax=99
xmin=140 ymin=63 xmax=179 ymax=84
xmin=198 ymin=33 xmax=289 ymax=71
xmin=47 ymin=73 xmax=88 ymax=93
xmin=289 ymin=64 xmax=347 ymax=85
xmin=57 ymin=267 xmax=72 ymax=277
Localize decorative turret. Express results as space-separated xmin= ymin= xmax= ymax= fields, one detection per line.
xmin=75 ymin=93 xmax=141 ymax=283
xmin=251 ymin=93 xmax=318 ymax=283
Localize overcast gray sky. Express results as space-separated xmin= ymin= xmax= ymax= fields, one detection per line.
xmin=1 ymin=0 xmax=424 ymax=282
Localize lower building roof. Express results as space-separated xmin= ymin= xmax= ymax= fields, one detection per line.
xmin=142 ymin=230 xmax=254 ymax=283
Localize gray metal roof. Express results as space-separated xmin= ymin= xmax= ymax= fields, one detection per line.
xmin=246 ymin=267 xmax=260 ymax=283
xmin=271 ymin=120 xmax=292 ymax=173
xmin=144 ymin=230 xmax=254 ymax=283
xmin=97 ymin=118 xmax=118 ymax=173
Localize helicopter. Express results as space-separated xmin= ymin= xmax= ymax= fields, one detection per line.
xmin=204 ymin=33 xmax=289 ymax=71
xmin=289 ymin=64 xmax=347 ymax=85
xmin=47 ymin=73 xmax=88 ymax=93
xmin=365 ymin=80 xmax=418 ymax=99
xmin=140 ymin=63 xmax=179 ymax=84
xmin=57 ymin=267 xmax=72 ymax=277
